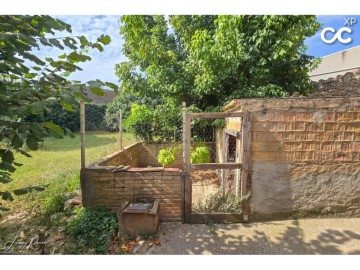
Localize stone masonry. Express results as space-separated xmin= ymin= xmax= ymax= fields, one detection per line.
xmin=224 ymin=97 xmax=360 ymax=220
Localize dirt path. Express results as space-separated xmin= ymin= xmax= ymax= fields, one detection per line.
xmin=140 ymin=218 xmax=360 ymax=254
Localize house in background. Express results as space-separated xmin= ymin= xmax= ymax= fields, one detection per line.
xmin=307 ymin=45 xmax=360 ymax=98
xmin=84 ymin=88 xmax=118 ymax=104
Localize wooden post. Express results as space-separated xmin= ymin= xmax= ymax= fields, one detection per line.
xmin=221 ymin=131 xmax=227 ymax=195
xmin=38 ymin=230 xmax=45 ymax=254
xmin=182 ymin=102 xmax=191 ymax=223
xmin=119 ymin=109 xmax=123 ymax=150
xmin=80 ymin=101 xmax=86 ymax=169
xmin=240 ymin=112 xmax=252 ymax=197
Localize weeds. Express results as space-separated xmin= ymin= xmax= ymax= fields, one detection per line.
xmin=193 ymin=191 xmax=250 ymax=214
xmin=64 ymin=207 xmax=118 ymax=254
xmin=203 ymin=215 xmax=216 ymax=235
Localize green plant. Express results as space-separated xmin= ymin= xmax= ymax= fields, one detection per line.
xmin=124 ymin=104 xmax=154 ymax=141
xmin=35 ymin=172 xmax=80 ymax=216
xmin=0 ymin=15 xmax=117 ymax=207
xmin=203 ymin=215 xmax=216 ymax=235
xmin=157 ymin=146 xmax=180 ymax=167
xmin=157 ymin=145 xmax=210 ymax=167
xmin=65 ymin=207 xmax=118 ymax=254
xmin=190 ymin=145 xmax=210 ymax=164
xmin=193 ymin=191 xmax=250 ymax=215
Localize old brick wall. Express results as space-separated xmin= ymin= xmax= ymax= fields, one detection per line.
xmin=82 ymin=142 xmax=184 ymax=222
xmin=81 ymin=169 xmax=183 ymax=221
xmin=96 ymin=143 xmax=142 ymax=167
xmin=224 ymin=97 xmax=360 ymax=220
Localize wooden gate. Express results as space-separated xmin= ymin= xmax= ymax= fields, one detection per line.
xmin=182 ymin=111 xmax=252 ymax=223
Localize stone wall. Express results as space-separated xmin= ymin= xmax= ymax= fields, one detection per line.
xmin=81 ymin=142 xmax=183 ymax=222
xmin=224 ymin=97 xmax=360 ymax=220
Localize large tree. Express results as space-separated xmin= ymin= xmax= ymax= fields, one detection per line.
xmin=0 ymin=15 xmax=118 ymax=208
xmin=116 ymin=15 xmax=320 ymax=111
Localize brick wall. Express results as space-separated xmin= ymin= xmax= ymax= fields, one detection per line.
xmin=82 ymin=142 xmax=184 ymax=222
xmin=81 ymin=169 xmax=183 ymax=221
xmin=96 ymin=143 xmax=142 ymax=167
xmin=224 ymin=97 xmax=360 ymax=220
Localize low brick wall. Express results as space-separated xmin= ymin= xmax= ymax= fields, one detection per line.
xmin=81 ymin=142 xmax=184 ymax=222
xmin=224 ymin=97 xmax=360 ymax=220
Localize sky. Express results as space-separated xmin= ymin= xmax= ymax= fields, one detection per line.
xmin=30 ymin=15 xmax=360 ymax=86
xmin=305 ymin=15 xmax=360 ymax=57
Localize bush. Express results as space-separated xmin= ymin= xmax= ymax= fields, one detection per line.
xmin=26 ymin=103 xmax=109 ymax=132
xmin=65 ymin=207 xmax=118 ymax=254
xmin=105 ymin=91 xmax=159 ymax=131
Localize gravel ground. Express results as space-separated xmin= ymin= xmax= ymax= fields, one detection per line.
xmin=140 ymin=218 xmax=360 ymax=255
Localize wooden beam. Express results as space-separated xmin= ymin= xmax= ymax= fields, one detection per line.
xmin=80 ymin=101 xmax=86 ymax=169
xmin=191 ymin=163 xmax=242 ymax=170
xmin=190 ymin=112 xmax=244 ymax=119
xmin=183 ymin=112 xmax=191 ymax=223
xmin=240 ymin=112 xmax=252 ymax=198
xmin=224 ymin=128 xmax=241 ymax=138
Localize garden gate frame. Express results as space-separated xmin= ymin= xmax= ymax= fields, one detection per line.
xmin=182 ymin=111 xmax=252 ymax=223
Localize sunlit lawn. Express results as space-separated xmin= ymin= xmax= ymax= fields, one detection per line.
xmin=0 ymin=132 xmax=136 ymax=212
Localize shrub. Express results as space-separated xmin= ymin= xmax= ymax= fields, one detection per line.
xmin=105 ymin=91 xmax=160 ymax=131
xmin=65 ymin=207 xmax=118 ymax=254
xmin=26 ymin=103 xmax=109 ymax=132
xmin=190 ymin=145 xmax=210 ymax=164
xmin=157 ymin=146 xmax=180 ymax=167
xmin=124 ymin=104 xmax=154 ymax=141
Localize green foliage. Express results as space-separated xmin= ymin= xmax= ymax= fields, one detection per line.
xmin=116 ymin=15 xmax=320 ymax=132
xmin=27 ymin=102 xmax=109 ymax=132
xmin=124 ymin=104 xmax=153 ymax=141
xmin=0 ymin=15 xmax=116 ymax=203
xmin=65 ymin=207 xmax=118 ymax=254
xmin=35 ymin=173 xmax=80 ymax=216
xmin=123 ymin=101 xmax=182 ymax=142
xmin=203 ymin=215 xmax=216 ymax=235
xmin=157 ymin=146 xmax=180 ymax=167
xmin=193 ymin=191 xmax=251 ymax=214
xmin=190 ymin=145 xmax=210 ymax=164
xmin=157 ymin=145 xmax=210 ymax=167
xmin=105 ymin=91 xmax=158 ymax=131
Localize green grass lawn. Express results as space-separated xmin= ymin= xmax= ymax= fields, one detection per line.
xmin=0 ymin=132 xmax=136 ymax=214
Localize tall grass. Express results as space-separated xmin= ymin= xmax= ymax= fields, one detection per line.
xmin=0 ymin=132 xmax=135 ymax=214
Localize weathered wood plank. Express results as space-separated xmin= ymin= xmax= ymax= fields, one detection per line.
xmin=190 ymin=213 xmax=245 ymax=224
xmin=241 ymin=112 xmax=252 ymax=198
xmin=190 ymin=112 xmax=244 ymax=119
xmin=183 ymin=112 xmax=191 ymax=223
xmin=191 ymin=163 xmax=242 ymax=170
xmin=224 ymin=128 xmax=241 ymax=138
xmin=80 ymin=101 xmax=86 ymax=169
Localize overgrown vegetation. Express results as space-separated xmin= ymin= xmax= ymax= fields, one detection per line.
xmin=193 ymin=191 xmax=251 ymax=214
xmin=65 ymin=207 xmax=118 ymax=254
xmin=26 ymin=103 xmax=109 ymax=132
xmin=190 ymin=145 xmax=210 ymax=164
xmin=157 ymin=145 xmax=210 ymax=167
xmin=0 ymin=15 xmax=118 ymax=207
xmin=116 ymin=15 xmax=320 ymax=137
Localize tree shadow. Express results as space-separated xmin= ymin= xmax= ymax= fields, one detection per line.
xmin=150 ymin=219 xmax=360 ymax=255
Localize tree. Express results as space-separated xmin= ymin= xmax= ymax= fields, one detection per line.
xmin=0 ymin=15 xmax=118 ymax=208
xmin=116 ymin=15 xmax=320 ymax=112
